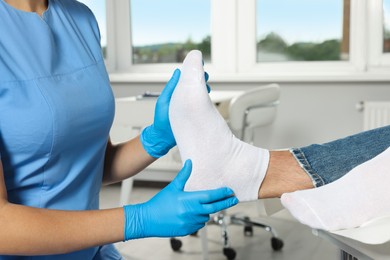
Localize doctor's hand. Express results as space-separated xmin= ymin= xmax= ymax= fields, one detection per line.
xmin=140 ymin=68 xmax=211 ymax=158
xmin=123 ymin=160 xmax=238 ymax=240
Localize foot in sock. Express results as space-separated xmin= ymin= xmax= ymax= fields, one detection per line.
xmin=281 ymin=147 xmax=390 ymax=231
xmin=169 ymin=50 xmax=269 ymax=202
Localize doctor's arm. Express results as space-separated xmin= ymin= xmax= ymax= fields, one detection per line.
xmin=102 ymin=69 xmax=211 ymax=185
xmin=102 ymin=66 xmax=215 ymax=185
xmin=0 ymin=159 xmax=124 ymax=255
xmin=0 ymin=159 xmax=237 ymax=255
xmin=102 ymin=69 xmax=181 ymax=185
xmin=102 ymin=136 xmax=156 ymax=185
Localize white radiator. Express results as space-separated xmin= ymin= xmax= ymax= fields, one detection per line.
xmin=363 ymin=101 xmax=390 ymax=131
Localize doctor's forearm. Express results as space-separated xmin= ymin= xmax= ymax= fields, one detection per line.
xmin=103 ymin=136 xmax=156 ymax=185
xmin=0 ymin=203 xmax=124 ymax=255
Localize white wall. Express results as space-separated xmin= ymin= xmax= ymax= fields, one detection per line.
xmin=110 ymin=81 xmax=390 ymax=149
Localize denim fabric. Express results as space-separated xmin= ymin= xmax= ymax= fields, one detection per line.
xmin=291 ymin=125 xmax=390 ymax=187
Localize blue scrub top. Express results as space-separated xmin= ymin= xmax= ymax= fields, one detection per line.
xmin=0 ymin=0 xmax=120 ymax=258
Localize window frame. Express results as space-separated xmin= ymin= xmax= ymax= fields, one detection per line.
xmin=237 ymin=0 xmax=368 ymax=77
xmin=105 ymin=0 xmax=390 ymax=82
xmin=368 ymin=0 xmax=390 ymax=68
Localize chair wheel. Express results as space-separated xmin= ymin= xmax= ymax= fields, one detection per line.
xmin=271 ymin=237 xmax=284 ymax=251
xmin=244 ymin=225 xmax=253 ymax=236
xmin=243 ymin=217 xmax=253 ymax=236
xmin=170 ymin=238 xmax=182 ymax=252
xmin=223 ymin=247 xmax=237 ymax=260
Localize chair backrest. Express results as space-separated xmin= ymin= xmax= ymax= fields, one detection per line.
xmin=110 ymin=97 xmax=155 ymax=144
xmin=228 ymin=84 xmax=280 ymax=140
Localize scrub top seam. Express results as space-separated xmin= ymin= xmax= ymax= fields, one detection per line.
xmin=0 ymin=59 xmax=105 ymax=84
xmin=33 ymin=80 xmax=55 ymax=207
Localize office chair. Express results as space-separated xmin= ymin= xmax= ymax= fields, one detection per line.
xmin=170 ymin=84 xmax=283 ymax=260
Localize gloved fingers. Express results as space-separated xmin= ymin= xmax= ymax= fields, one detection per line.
xmin=190 ymin=223 xmax=206 ymax=235
xmin=170 ymin=159 xmax=192 ymax=190
xmin=201 ymin=196 xmax=239 ymax=215
xmin=194 ymin=187 xmax=235 ymax=204
xmin=174 ymin=222 xmax=206 ymax=238
xmin=205 ymin=72 xmax=211 ymax=93
xmin=157 ymin=69 xmax=181 ymax=104
xmin=196 ymin=214 xmax=210 ymax=224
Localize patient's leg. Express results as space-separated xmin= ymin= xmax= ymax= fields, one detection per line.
xmin=169 ymin=50 xmax=270 ymax=201
xmin=281 ymin=147 xmax=390 ymax=231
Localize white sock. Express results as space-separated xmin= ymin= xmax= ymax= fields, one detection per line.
xmin=169 ymin=50 xmax=269 ymax=202
xmin=281 ymin=147 xmax=390 ymax=231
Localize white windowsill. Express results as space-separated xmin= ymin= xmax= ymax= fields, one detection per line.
xmin=109 ymin=70 xmax=390 ymax=84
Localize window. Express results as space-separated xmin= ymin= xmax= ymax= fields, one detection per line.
xmin=367 ymin=0 xmax=390 ymax=67
xmin=130 ymin=0 xmax=211 ymax=64
xmin=384 ymin=0 xmax=390 ymax=53
xmin=78 ymin=0 xmax=107 ymax=58
xmin=256 ymin=0 xmax=349 ymax=62
xmin=106 ymin=0 xmax=390 ymax=80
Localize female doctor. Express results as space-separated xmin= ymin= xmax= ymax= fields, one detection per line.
xmin=0 ymin=0 xmax=238 ymax=259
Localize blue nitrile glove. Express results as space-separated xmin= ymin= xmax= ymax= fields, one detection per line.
xmin=205 ymin=71 xmax=211 ymax=93
xmin=123 ymin=160 xmax=238 ymax=240
xmin=140 ymin=69 xmax=211 ymax=158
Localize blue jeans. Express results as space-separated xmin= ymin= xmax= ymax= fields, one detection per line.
xmin=291 ymin=125 xmax=390 ymax=187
